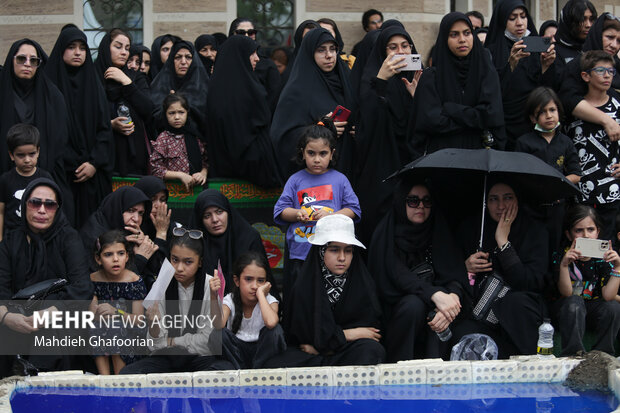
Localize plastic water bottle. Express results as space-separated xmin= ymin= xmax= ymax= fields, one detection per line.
xmin=117 ymin=102 xmax=132 ymax=124
xmin=537 ymin=318 xmax=554 ymax=358
xmin=428 ymin=311 xmax=452 ymax=342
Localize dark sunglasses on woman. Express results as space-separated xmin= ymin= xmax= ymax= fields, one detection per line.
xmin=26 ymin=198 xmax=59 ymax=212
xmin=172 ymin=227 xmax=203 ymax=239
xmin=234 ymin=29 xmax=257 ymax=36
xmin=406 ymin=195 xmax=432 ymax=209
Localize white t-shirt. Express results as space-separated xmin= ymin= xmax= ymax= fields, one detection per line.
xmin=223 ymin=293 xmax=278 ymax=342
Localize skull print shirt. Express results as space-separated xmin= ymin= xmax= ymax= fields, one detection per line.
xmin=566 ymin=94 xmax=620 ymax=204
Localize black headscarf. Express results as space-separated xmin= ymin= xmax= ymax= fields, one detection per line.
xmin=137 ymin=45 xmax=152 ymax=81
xmin=284 ymin=243 xmax=381 ymax=352
xmin=194 ymin=34 xmax=217 ymax=74
xmin=206 ymin=35 xmax=282 ymax=187
xmin=279 ymin=20 xmax=319 ymax=88
xmin=151 ymin=40 xmax=209 ymax=134
xmin=133 ymin=175 xmax=169 ymax=238
xmin=79 ymin=186 xmax=151 ymax=269
xmin=409 ymin=13 xmax=505 ymax=156
xmin=271 ymin=28 xmax=355 ymax=178
xmin=457 ymin=180 xmax=548 ymax=292
xmin=127 ymin=45 xmax=143 ymax=71
xmin=368 ymin=180 xmax=469 ymax=309
xmin=0 ymin=39 xmax=68 ymax=176
xmin=188 ymin=189 xmax=277 ymax=297
xmin=0 ymin=178 xmax=93 ymax=301
xmin=539 ymin=20 xmax=558 ymax=37
xmin=556 ymin=0 xmax=595 ymax=53
xmin=485 ymin=0 xmax=538 ymax=70
xmin=165 ymin=268 xmax=206 ymax=337
xmin=94 ymin=33 xmax=142 ymax=103
xmin=350 ymin=19 xmax=405 ymax=103
xmin=485 ymin=0 xmax=548 ymax=142
xmin=149 ymin=34 xmax=179 ymax=80
xmin=45 ymin=27 xmax=114 ymax=227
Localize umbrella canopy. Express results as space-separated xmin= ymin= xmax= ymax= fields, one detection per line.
xmin=387 ymin=148 xmax=581 ymax=204
xmin=386 ymin=148 xmax=582 ymax=249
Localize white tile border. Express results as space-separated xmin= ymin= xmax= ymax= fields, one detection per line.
xmin=5 ymin=357 xmax=618 ymax=413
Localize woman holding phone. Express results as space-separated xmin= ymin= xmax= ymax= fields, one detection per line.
xmin=485 ymin=0 xmax=557 ymax=147
xmin=271 ymin=28 xmax=355 ymax=180
xmin=355 ymin=25 xmax=422 ymax=244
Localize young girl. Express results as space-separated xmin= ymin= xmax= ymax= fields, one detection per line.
xmin=273 ymin=118 xmax=361 ymax=300
xmin=210 ymin=251 xmax=285 ymax=369
xmin=89 ymin=230 xmax=147 ymax=375
xmin=150 ymin=93 xmax=208 ymax=191
xmin=515 ymin=87 xmax=582 ymax=251
xmin=120 ymin=228 xmax=220 ymax=374
xmin=553 ymin=205 xmax=620 ymax=356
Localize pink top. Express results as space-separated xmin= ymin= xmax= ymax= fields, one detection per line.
xmin=149 ymin=130 xmax=208 ymax=178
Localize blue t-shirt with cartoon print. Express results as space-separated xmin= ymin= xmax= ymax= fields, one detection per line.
xmin=273 ymin=169 xmax=361 ymax=260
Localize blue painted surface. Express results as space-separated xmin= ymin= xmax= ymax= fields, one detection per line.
xmin=10 ymin=383 xmax=617 ymax=413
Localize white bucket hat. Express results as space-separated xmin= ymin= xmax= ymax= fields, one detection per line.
xmin=307 ymin=214 xmax=365 ymax=249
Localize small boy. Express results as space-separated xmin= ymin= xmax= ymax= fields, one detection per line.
xmin=515 ymin=86 xmax=582 ymax=253
xmin=565 ymin=50 xmax=620 ymax=240
xmin=0 ymin=124 xmax=52 ymax=240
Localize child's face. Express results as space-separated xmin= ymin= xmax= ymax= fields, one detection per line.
xmin=9 ymin=144 xmax=39 ymax=175
xmin=322 ymin=242 xmax=353 ymax=275
xmin=166 ymin=101 xmax=188 ymax=129
xmin=95 ymin=242 xmax=129 ymax=277
xmin=234 ymin=263 xmax=267 ymax=305
xmin=531 ymin=100 xmax=559 ymax=130
xmin=567 ymin=216 xmax=600 ymax=241
xmin=303 ymin=138 xmax=333 ymax=175
xmin=170 ymin=245 xmax=200 ymax=287
xmin=582 ymin=61 xmax=614 ymax=92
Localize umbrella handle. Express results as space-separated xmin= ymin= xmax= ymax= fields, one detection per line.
xmin=479 ymin=175 xmax=487 ymax=250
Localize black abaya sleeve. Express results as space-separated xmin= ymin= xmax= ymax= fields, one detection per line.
xmin=121 ymin=74 xmax=154 ymax=121
xmin=0 ymin=241 xmax=13 ymax=300
xmin=58 ymin=227 xmax=94 ymax=301
xmin=255 ymin=58 xmax=281 ymax=114
xmin=495 ymin=220 xmax=548 ymax=293
xmin=558 ymin=59 xmax=587 ymax=116
xmin=409 ymin=69 xmax=507 ymax=157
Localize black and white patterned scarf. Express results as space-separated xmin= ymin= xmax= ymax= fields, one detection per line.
xmin=320 ymin=245 xmax=348 ymax=305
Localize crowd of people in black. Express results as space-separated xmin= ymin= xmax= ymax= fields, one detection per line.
xmin=0 ymin=0 xmax=619 ymax=376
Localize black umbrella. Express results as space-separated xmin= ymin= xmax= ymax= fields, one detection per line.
xmin=386 ymin=148 xmax=582 ymax=248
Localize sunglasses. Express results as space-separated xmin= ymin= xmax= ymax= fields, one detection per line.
xmin=14 ymin=55 xmax=42 ymax=67
xmin=234 ymin=29 xmax=257 ymax=36
xmin=172 ymin=227 xmax=203 ymax=239
xmin=406 ymin=195 xmax=432 ymax=209
xmin=27 ymin=197 xmax=59 ymax=212
xmin=588 ymin=66 xmax=617 ymax=76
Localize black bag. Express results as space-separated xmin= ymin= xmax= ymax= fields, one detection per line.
xmin=411 ymin=262 xmax=435 ymax=283
xmin=472 ymin=272 xmax=510 ymax=325
xmin=10 ymin=278 xmax=67 ymax=314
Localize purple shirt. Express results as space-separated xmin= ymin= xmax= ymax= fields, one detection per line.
xmin=274 ymin=169 xmax=361 ymax=260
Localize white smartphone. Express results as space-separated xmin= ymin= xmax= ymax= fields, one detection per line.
xmin=390 ymin=54 xmax=422 ymax=71
xmin=575 ymin=238 xmax=610 ymax=259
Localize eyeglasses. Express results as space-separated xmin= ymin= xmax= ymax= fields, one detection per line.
xmin=316 ymin=45 xmax=339 ymax=55
xmin=369 ymin=19 xmax=383 ymax=25
xmin=405 ymin=195 xmax=432 ymax=209
xmin=26 ymin=198 xmax=59 ymax=212
xmin=14 ymin=55 xmax=42 ymax=67
xmin=588 ymin=66 xmax=617 ymax=76
xmin=235 ymin=29 xmax=257 ymax=36
xmin=172 ymin=227 xmax=203 ymax=239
